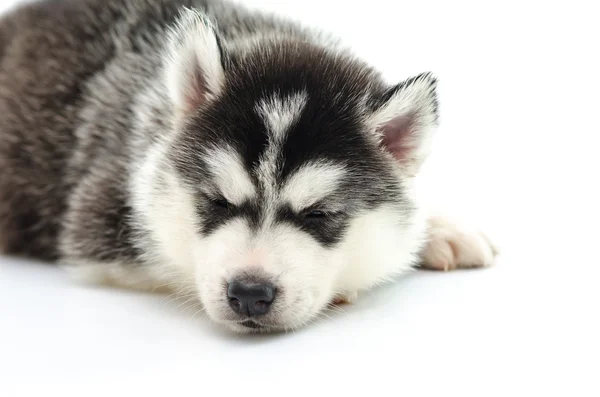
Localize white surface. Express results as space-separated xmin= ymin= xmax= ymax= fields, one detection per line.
xmin=1 ymin=0 xmax=599 ymax=395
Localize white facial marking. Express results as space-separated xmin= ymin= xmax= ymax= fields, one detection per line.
xmin=255 ymin=92 xmax=309 ymax=219
xmin=281 ymin=161 xmax=347 ymax=212
xmin=203 ymin=147 xmax=257 ymax=203
xmin=256 ymin=92 xmax=308 ymax=140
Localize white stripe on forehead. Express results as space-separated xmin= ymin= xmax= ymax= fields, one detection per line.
xmin=203 ymin=146 xmax=256 ymax=203
xmin=256 ymin=91 xmax=308 ymax=140
xmin=281 ymin=161 xmax=347 ymax=212
xmin=255 ymin=92 xmax=308 ymax=201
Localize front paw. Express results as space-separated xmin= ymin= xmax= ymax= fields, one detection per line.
xmin=420 ymin=216 xmax=498 ymax=271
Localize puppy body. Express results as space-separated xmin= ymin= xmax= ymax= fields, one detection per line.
xmin=0 ymin=0 xmax=495 ymax=332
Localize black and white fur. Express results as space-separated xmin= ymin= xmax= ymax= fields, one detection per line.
xmin=0 ymin=0 xmax=496 ymax=333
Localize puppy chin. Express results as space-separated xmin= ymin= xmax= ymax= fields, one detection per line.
xmin=213 ymin=312 xmax=316 ymax=334
xmin=223 ymin=321 xmax=279 ymax=334
xmin=202 ymin=303 xmax=283 ymax=334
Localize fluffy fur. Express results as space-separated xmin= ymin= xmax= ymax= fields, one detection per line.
xmin=0 ymin=0 xmax=496 ymax=333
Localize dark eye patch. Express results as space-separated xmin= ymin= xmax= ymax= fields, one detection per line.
xmin=276 ymin=204 xmax=349 ymax=247
xmin=196 ymin=195 xmax=261 ymax=236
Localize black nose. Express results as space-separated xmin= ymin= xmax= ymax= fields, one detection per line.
xmin=227 ymin=281 xmax=276 ymax=316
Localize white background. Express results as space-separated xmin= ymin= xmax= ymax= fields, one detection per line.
xmin=1 ymin=0 xmax=599 ymax=395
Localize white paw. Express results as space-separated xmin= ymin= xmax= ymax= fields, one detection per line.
xmin=421 ymin=216 xmax=498 ymax=271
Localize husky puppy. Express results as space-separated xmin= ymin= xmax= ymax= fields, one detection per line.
xmin=0 ymin=0 xmax=496 ymax=332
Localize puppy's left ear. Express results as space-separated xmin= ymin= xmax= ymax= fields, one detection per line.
xmin=368 ymin=72 xmax=439 ymax=176
xmin=163 ymin=8 xmax=227 ymax=117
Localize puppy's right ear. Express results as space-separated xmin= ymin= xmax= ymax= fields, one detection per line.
xmin=164 ymin=8 xmax=226 ymax=115
xmin=367 ymin=72 xmax=439 ymax=176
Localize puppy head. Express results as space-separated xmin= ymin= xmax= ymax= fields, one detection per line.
xmin=152 ymin=9 xmax=438 ymax=332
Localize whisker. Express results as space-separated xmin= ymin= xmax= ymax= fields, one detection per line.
xmin=191 ymin=307 xmax=206 ymax=320
xmin=326 ymin=305 xmax=348 ymax=316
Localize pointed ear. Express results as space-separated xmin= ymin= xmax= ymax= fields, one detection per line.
xmin=368 ymin=72 xmax=439 ymax=175
xmin=164 ymin=8 xmax=226 ymax=115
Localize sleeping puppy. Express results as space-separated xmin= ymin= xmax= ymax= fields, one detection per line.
xmin=0 ymin=0 xmax=496 ymax=332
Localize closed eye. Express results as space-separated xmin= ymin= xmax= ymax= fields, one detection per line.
xmin=301 ymin=207 xmax=346 ymax=221
xmin=305 ymin=209 xmax=326 ymax=219
xmin=206 ymin=195 xmax=233 ymax=212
